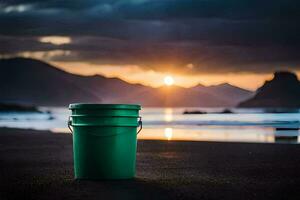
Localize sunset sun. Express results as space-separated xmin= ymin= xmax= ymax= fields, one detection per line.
xmin=164 ymin=76 xmax=174 ymax=86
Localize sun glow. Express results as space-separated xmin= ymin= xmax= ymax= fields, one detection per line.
xmin=164 ymin=76 xmax=174 ymax=86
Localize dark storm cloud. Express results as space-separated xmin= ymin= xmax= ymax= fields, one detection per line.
xmin=2 ymin=0 xmax=300 ymax=20
xmin=0 ymin=0 xmax=300 ymax=74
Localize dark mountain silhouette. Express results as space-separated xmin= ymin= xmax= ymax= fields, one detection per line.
xmin=0 ymin=57 xmax=253 ymax=107
xmin=239 ymin=71 xmax=300 ymax=108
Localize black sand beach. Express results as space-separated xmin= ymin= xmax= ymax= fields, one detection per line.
xmin=1 ymin=128 xmax=300 ymax=200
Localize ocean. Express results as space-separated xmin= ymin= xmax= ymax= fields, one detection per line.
xmin=0 ymin=107 xmax=300 ymax=143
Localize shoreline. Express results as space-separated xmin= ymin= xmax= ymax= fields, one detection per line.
xmin=1 ymin=126 xmax=299 ymax=144
xmin=1 ymin=127 xmax=300 ymax=199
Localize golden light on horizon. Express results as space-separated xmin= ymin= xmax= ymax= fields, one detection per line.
xmin=50 ymin=61 xmax=300 ymax=91
xmin=164 ymin=76 xmax=174 ymax=86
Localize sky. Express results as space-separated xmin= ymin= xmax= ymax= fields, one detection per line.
xmin=1 ymin=0 xmax=300 ymax=90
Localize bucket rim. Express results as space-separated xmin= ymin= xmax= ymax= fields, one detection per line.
xmin=70 ymin=114 xmax=139 ymax=118
xmin=69 ymin=103 xmax=141 ymax=110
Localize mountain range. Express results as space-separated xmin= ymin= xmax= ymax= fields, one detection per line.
xmin=0 ymin=57 xmax=253 ymax=107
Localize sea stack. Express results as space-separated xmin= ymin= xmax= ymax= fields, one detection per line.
xmin=238 ymin=71 xmax=300 ymax=108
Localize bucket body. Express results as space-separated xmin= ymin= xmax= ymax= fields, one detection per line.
xmin=69 ymin=104 xmax=141 ymax=180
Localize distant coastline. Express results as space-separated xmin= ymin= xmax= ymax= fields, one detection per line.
xmin=0 ymin=103 xmax=40 ymax=113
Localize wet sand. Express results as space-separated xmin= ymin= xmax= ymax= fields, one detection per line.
xmin=1 ymin=127 xmax=300 ymax=200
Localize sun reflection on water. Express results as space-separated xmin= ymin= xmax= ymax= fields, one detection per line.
xmin=164 ymin=108 xmax=173 ymax=122
xmin=53 ymin=126 xmax=298 ymax=143
xmin=137 ymin=126 xmax=280 ymax=143
xmin=164 ymin=127 xmax=173 ymax=140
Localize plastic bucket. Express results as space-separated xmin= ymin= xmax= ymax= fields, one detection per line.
xmin=68 ymin=103 xmax=142 ymax=180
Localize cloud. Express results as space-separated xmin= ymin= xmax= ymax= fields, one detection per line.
xmin=39 ymin=36 xmax=71 ymax=45
xmin=0 ymin=4 xmax=32 ymax=13
xmin=0 ymin=0 xmax=300 ymax=74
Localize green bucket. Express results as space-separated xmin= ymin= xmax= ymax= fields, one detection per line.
xmin=68 ymin=103 xmax=142 ymax=180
